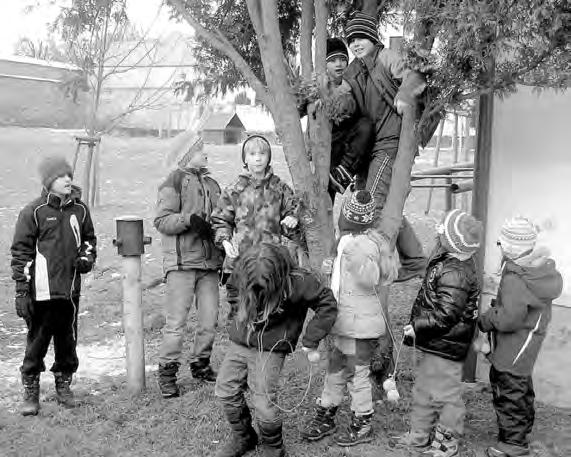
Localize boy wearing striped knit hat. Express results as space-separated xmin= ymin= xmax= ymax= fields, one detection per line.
xmin=396 ymin=209 xmax=483 ymax=457
xmin=479 ymin=216 xmax=562 ymax=457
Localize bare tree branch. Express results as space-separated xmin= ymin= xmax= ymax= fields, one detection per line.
xmin=167 ymin=0 xmax=269 ymax=106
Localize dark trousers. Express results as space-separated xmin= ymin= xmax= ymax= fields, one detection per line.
xmin=21 ymin=298 xmax=79 ymax=376
xmin=490 ymin=365 xmax=535 ymax=450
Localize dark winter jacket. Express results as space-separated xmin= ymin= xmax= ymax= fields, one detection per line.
xmin=344 ymin=44 xmax=426 ymax=156
xmin=154 ymin=167 xmax=224 ymax=274
xmin=479 ymin=248 xmax=563 ymax=376
xmin=211 ymin=168 xmax=298 ymax=271
xmin=227 ymin=271 xmax=338 ymax=353
xmin=406 ymin=246 xmax=480 ymax=361
xmin=10 ymin=186 xmax=97 ymax=301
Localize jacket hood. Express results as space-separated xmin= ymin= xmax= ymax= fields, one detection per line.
xmin=505 ymin=247 xmax=563 ymax=303
xmin=178 ymin=165 xmax=210 ymax=176
xmin=41 ymin=184 xmax=82 ymax=205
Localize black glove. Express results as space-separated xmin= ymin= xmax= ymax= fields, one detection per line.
xmin=74 ymin=256 xmax=94 ymax=274
xmin=188 ymin=214 xmax=213 ymax=239
xmin=15 ymin=292 xmax=33 ymax=322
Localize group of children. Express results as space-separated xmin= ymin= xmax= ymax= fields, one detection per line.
xmin=10 ymin=10 xmax=563 ymax=457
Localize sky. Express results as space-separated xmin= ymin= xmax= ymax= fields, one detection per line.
xmin=0 ymin=0 xmax=191 ymax=55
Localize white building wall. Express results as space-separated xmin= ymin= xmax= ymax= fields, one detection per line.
xmin=484 ymin=85 xmax=571 ymax=407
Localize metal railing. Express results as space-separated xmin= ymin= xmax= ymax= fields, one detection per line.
xmin=411 ymin=161 xmax=474 ymax=211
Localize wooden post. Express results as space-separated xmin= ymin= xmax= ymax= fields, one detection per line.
xmin=114 ymin=216 xmax=152 ymax=393
xmin=122 ymin=256 xmax=145 ymax=393
xmin=425 ymin=119 xmax=445 ymax=214
xmin=463 ymin=91 xmax=494 ymax=383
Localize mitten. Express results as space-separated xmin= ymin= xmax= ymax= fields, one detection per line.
xmin=74 ymin=256 xmax=94 ymax=274
xmin=188 ymin=214 xmax=213 ymax=239
xmin=15 ymin=283 xmax=33 ymax=321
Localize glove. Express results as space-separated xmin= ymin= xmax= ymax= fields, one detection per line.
xmin=15 ymin=292 xmax=33 ymax=322
xmin=188 ymin=214 xmax=213 ymax=239
xmin=74 ymin=256 xmax=94 ymax=274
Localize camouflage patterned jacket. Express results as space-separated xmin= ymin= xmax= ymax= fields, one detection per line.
xmin=211 ymin=168 xmax=298 ymax=270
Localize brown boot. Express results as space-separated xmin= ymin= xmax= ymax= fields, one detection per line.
xmin=21 ymin=373 xmax=40 ymax=416
xmin=54 ymin=372 xmax=75 ymax=408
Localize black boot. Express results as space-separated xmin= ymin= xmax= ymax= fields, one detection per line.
xmin=157 ymin=362 xmax=180 ymax=398
xmin=215 ymin=402 xmax=258 ymax=457
xmin=190 ymin=359 xmax=217 ymax=383
xmin=334 ymin=412 xmax=374 ymax=447
xmin=21 ymin=373 xmax=40 ymax=416
xmin=258 ymin=421 xmax=286 ymax=457
xmin=54 ymin=372 xmax=75 ymax=408
xmin=301 ymin=404 xmax=338 ymax=441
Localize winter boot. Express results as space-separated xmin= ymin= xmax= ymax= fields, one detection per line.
xmin=300 ymin=404 xmax=338 ymax=441
xmin=485 ymin=443 xmax=532 ymax=457
xmin=215 ymin=402 xmax=258 ymax=457
xmin=54 ymin=372 xmax=75 ymax=408
xmin=334 ymin=412 xmax=374 ymax=447
xmin=329 ymin=165 xmax=353 ymax=194
xmin=391 ymin=430 xmax=431 ymax=449
xmin=190 ymin=359 xmax=217 ymax=383
xmin=422 ymin=427 xmax=459 ymax=457
xmin=157 ymin=362 xmax=180 ymax=398
xmin=258 ymin=421 xmax=286 ymax=457
xmin=20 ymin=373 xmax=40 ymax=416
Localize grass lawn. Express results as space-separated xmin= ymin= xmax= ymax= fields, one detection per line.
xmin=0 ymin=126 xmax=568 ymax=457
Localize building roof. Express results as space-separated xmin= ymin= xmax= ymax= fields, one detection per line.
xmin=202 ymin=112 xmax=245 ymax=131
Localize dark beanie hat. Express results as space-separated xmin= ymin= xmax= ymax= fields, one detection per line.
xmin=345 ymin=11 xmax=379 ymax=45
xmin=241 ymin=135 xmax=272 ymax=166
xmin=338 ymin=188 xmax=376 ymax=233
xmin=38 ymin=155 xmax=73 ymax=190
xmin=326 ymin=38 xmax=349 ymax=62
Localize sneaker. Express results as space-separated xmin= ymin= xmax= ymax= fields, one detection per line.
xmin=422 ymin=427 xmax=459 ymax=457
xmin=391 ymin=430 xmax=431 ymax=449
xmin=300 ymin=404 xmax=338 ymax=441
xmin=334 ymin=412 xmax=373 ymax=447
xmin=329 ymin=165 xmax=354 ymax=194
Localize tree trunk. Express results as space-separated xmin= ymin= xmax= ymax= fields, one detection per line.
xmin=247 ymin=0 xmax=335 ymax=268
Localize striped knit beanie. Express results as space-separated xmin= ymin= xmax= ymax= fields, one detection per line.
xmin=167 ymin=130 xmax=204 ymax=169
xmin=327 ymin=38 xmax=349 ymax=62
xmin=437 ymin=209 xmax=482 ymax=255
xmin=498 ymin=216 xmax=538 ymax=259
xmin=338 ymin=188 xmax=376 ymax=233
xmin=345 ymin=11 xmax=379 ymax=45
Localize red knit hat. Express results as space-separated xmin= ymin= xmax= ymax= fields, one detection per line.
xmin=437 ymin=209 xmax=482 ymax=255
xmin=38 ymin=155 xmax=73 ymax=190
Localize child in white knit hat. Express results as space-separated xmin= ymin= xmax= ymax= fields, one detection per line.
xmin=478 ymin=216 xmax=563 ymax=457
xmin=395 ymin=209 xmax=482 ymax=457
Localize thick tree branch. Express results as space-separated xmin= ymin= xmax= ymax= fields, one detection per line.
xmin=300 ymin=0 xmax=314 ymax=79
xmin=167 ymin=0 xmax=269 ymax=106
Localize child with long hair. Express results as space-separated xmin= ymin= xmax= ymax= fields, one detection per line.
xmin=214 ymin=242 xmax=337 ymax=457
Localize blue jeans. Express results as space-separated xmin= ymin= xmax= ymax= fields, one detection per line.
xmin=215 ymin=342 xmax=286 ymax=425
xmin=159 ymin=269 xmax=219 ymax=364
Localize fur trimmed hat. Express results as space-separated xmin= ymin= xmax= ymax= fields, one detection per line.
xmin=437 ymin=209 xmax=482 ymax=255
xmin=345 ymin=11 xmax=379 ymax=45
xmin=338 ymin=188 xmax=376 ymax=233
xmin=167 ymin=130 xmax=204 ymax=169
xmin=326 ymin=38 xmax=349 ymax=62
xmin=241 ymin=135 xmax=272 ymax=166
xmin=38 ymin=155 xmax=73 ymax=190
xmin=498 ymin=216 xmax=538 ymax=259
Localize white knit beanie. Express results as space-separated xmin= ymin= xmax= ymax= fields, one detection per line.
xmin=498 ymin=216 xmax=538 ymax=259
